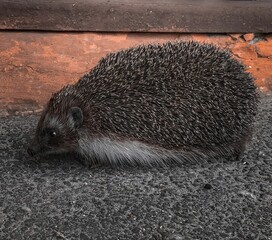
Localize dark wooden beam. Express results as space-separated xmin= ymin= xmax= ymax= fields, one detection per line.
xmin=0 ymin=0 xmax=271 ymax=33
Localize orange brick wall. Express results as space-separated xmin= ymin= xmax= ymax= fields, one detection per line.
xmin=0 ymin=32 xmax=271 ymax=116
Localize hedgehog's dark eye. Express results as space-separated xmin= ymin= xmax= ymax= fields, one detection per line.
xmin=49 ymin=130 xmax=57 ymax=138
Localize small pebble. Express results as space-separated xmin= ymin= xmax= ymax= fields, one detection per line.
xmin=203 ymin=183 xmax=213 ymax=190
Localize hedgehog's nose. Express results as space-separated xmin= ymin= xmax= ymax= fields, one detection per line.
xmin=27 ymin=147 xmax=35 ymax=157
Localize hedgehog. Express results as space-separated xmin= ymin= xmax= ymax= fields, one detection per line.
xmin=27 ymin=41 xmax=258 ymax=167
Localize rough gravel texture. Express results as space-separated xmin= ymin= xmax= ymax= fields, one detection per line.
xmin=0 ymin=94 xmax=271 ymax=240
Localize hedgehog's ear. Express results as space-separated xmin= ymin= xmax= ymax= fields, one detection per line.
xmin=69 ymin=107 xmax=83 ymax=129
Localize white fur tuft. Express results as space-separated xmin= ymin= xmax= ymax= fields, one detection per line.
xmin=77 ymin=137 xmax=206 ymax=167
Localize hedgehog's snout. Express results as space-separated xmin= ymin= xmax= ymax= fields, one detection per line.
xmin=27 ymin=144 xmax=41 ymax=157
xmin=27 ymin=147 xmax=35 ymax=157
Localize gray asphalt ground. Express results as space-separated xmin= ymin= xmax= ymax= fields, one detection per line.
xmin=0 ymin=94 xmax=271 ymax=240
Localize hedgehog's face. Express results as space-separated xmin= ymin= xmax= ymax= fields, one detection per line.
xmin=27 ymin=106 xmax=83 ymax=157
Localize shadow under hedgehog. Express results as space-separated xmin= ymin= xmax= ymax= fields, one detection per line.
xmin=27 ymin=41 xmax=258 ymax=167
